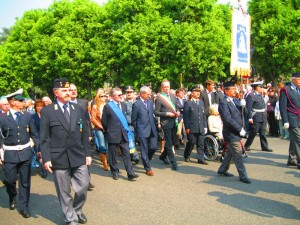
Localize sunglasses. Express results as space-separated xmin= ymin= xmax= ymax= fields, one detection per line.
xmin=14 ymin=99 xmax=25 ymax=102
xmin=99 ymin=95 xmax=106 ymax=97
xmin=116 ymin=94 xmax=123 ymax=97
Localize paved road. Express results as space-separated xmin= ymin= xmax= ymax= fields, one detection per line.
xmin=0 ymin=136 xmax=300 ymax=225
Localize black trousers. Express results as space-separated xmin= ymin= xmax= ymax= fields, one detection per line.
xmin=245 ymin=121 xmax=269 ymax=150
xmin=184 ymin=133 xmax=205 ymax=161
xmin=160 ymin=127 xmax=177 ymax=165
xmin=4 ymin=159 xmax=31 ymax=212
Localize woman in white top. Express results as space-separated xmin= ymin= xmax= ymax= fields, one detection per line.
xmin=208 ymin=104 xmax=223 ymax=140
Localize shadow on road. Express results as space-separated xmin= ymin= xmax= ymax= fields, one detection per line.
xmin=209 ymin=191 xmax=300 ymax=219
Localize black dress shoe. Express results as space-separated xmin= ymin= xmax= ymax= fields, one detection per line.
xmin=198 ymin=160 xmax=208 ymax=165
xmin=262 ymin=148 xmax=273 ymax=152
xmin=128 ymin=173 xmax=139 ymax=181
xmin=159 ymin=157 xmax=170 ymax=164
xmin=9 ymin=199 xmax=16 ymax=210
xmin=217 ymin=171 xmax=234 ymax=177
xmin=20 ymin=210 xmax=31 ymax=218
xmin=240 ymin=177 xmax=251 ymax=184
xmin=41 ymin=170 xmax=48 ymax=178
xmin=112 ymin=173 xmax=119 ymax=180
xmin=245 ymin=146 xmax=250 ymax=151
xmin=171 ymin=164 xmax=178 ymax=170
xmin=133 ymin=158 xmax=139 ymax=165
xmin=287 ymin=161 xmax=297 ymax=166
xmin=77 ymin=213 xmax=87 ymax=224
xmin=184 ymin=157 xmax=190 ymax=162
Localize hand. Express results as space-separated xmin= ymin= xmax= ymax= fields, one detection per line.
xmin=0 ymin=159 xmax=2 ymax=166
xmin=167 ymin=112 xmax=176 ymax=117
xmin=157 ymin=124 xmax=161 ymax=129
xmin=240 ymin=99 xmax=246 ymax=106
xmin=86 ymin=157 xmax=92 ymax=166
xmin=44 ymin=161 xmax=53 ymax=173
xmin=240 ymin=128 xmax=246 ymax=137
xmin=248 ymin=119 xmax=254 ymax=124
xmin=37 ymin=152 xmax=42 ymax=158
xmin=283 ymin=123 xmax=289 ymax=129
xmin=185 ymin=129 xmax=190 ymax=134
xmin=204 ymin=128 xmax=208 ymax=134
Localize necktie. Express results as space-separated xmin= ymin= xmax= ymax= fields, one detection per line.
xmin=63 ymin=104 xmax=70 ymax=124
xmin=15 ymin=112 xmax=20 ymax=124
xmin=118 ymin=103 xmax=122 ymax=110
xmin=144 ymin=100 xmax=148 ymax=108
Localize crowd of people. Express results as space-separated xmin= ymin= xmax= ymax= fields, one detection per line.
xmin=0 ymin=73 xmax=300 ymax=224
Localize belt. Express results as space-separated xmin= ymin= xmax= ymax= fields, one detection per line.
xmin=252 ymin=108 xmax=266 ymax=112
xmin=3 ymin=142 xmax=31 ymax=151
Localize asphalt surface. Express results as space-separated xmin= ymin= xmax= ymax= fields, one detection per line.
xmin=0 ymin=135 xmax=300 ymax=225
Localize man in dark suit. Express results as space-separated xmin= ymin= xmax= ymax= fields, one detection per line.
xmin=69 ymin=83 xmax=95 ymax=191
xmin=183 ymin=84 xmax=208 ymax=164
xmin=279 ymin=72 xmax=300 ymax=169
xmin=174 ymin=88 xmax=186 ymax=149
xmin=244 ymin=81 xmax=272 ymax=152
xmin=201 ymin=80 xmax=220 ymax=117
xmin=217 ymin=82 xmax=251 ymax=184
xmin=132 ymin=86 xmax=157 ymax=176
xmin=155 ymin=80 xmax=180 ymax=170
xmin=40 ymin=78 xmax=91 ymax=225
xmin=124 ymin=85 xmax=140 ymax=164
xmin=0 ymin=89 xmax=39 ymax=218
xmin=101 ymin=87 xmax=139 ymax=181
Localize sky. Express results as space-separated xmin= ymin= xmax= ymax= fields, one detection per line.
xmin=0 ymin=0 xmax=248 ymax=30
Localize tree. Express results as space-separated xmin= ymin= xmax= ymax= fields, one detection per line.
xmin=249 ymin=0 xmax=300 ymax=82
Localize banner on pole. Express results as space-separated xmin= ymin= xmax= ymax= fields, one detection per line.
xmin=230 ymin=9 xmax=251 ymax=76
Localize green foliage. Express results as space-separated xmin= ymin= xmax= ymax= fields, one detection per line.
xmin=249 ymin=0 xmax=300 ymax=81
xmin=0 ymin=0 xmax=232 ymax=97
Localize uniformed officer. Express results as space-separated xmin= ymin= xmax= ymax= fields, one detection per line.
xmin=183 ymin=84 xmax=208 ymax=164
xmin=279 ymin=72 xmax=300 ymax=169
xmin=0 ymin=88 xmax=39 ymax=218
xmin=244 ymin=81 xmax=273 ymax=152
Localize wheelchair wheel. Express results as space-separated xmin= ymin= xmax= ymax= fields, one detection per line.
xmin=204 ymin=135 xmax=219 ymax=161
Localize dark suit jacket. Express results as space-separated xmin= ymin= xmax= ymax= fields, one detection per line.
xmin=75 ymin=98 xmax=92 ymax=136
xmin=0 ymin=111 xmax=39 ymax=163
xmin=102 ymin=101 xmax=128 ymax=144
xmin=40 ymin=101 xmax=91 ymax=169
xmin=154 ymin=93 xmax=178 ymax=129
xmin=279 ymin=82 xmax=300 ymax=128
xmin=175 ymin=97 xmax=186 ymax=123
xmin=183 ymin=100 xmax=206 ymax=134
xmin=131 ymin=99 xmax=157 ymax=138
xmin=245 ymin=92 xmax=267 ymax=122
xmin=201 ymin=90 xmax=220 ymax=115
xmin=219 ymin=96 xmax=243 ymax=142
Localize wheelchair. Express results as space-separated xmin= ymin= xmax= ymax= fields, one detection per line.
xmin=203 ymin=132 xmax=247 ymax=162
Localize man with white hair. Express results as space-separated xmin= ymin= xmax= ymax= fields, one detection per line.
xmin=0 ymin=96 xmax=10 ymax=114
xmin=42 ymin=96 xmax=52 ymax=106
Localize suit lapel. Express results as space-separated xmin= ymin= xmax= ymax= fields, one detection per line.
xmin=7 ymin=111 xmax=17 ymax=125
xmin=53 ymin=103 xmax=70 ymax=132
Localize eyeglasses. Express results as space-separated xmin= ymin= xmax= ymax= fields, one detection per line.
xmin=116 ymin=94 xmax=123 ymax=97
xmin=15 ymin=99 xmax=25 ymax=102
xmin=99 ymin=95 xmax=106 ymax=97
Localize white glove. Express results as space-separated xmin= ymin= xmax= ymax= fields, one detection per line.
xmin=240 ymin=128 xmax=246 ymax=137
xmin=283 ymin=123 xmax=289 ymax=129
xmin=0 ymin=148 xmax=4 ymax=164
xmin=204 ymin=128 xmax=208 ymax=134
xmin=240 ymin=99 xmax=246 ymax=106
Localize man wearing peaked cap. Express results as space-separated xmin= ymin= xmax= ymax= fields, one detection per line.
xmin=279 ymin=72 xmax=300 ymax=169
xmin=244 ymin=80 xmax=273 ymax=152
xmin=217 ymin=81 xmax=251 ymax=184
xmin=40 ymin=78 xmax=92 ymax=224
xmin=183 ymin=84 xmax=208 ymax=165
xmin=0 ymin=88 xmax=39 ymax=218
xmin=124 ymin=85 xmax=140 ymax=165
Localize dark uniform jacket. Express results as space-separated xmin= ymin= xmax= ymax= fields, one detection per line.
xmin=40 ymin=101 xmax=91 ymax=169
xmin=131 ymin=98 xmax=157 ymax=138
xmin=246 ymin=92 xmax=267 ymax=122
xmin=154 ymin=93 xmax=178 ymax=129
xmin=219 ymin=96 xmax=243 ymax=143
xmin=279 ymin=82 xmax=300 ymax=128
xmin=183 ymin=99 xmax=206 ymax=134
xmin=0 ymin=111 xmax=39 ymax=163
xmin=102 ymin=102 xmax=128 ymax=144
